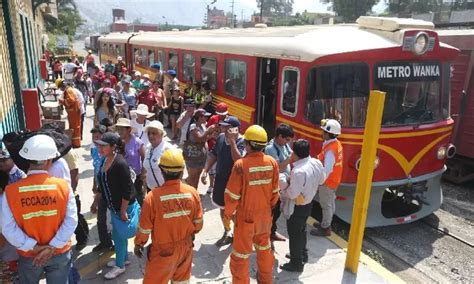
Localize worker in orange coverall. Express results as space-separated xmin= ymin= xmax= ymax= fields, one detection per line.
xmin=224 ymin=125 xmax=280 ymax=284
xmin=134 ymin=148 xmax=203 ymax=284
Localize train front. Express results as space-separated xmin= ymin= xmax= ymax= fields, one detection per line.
xmin=333 ymin=18 xmax=459 ymax=227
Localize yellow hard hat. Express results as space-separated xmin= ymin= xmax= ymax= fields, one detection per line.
xmin=159 ymin=148 xmax=185 ymax=172
xmin=55 ymin=78 xmax=64 ymax=88
xmin=243 ymin=125 xmax=268 ymax=146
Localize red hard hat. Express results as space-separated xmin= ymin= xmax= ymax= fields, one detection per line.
xmin=216 ymin=102 xmax=228 ymax=115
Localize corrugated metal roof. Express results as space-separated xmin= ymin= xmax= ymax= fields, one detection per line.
xmin=449 ymin=10 xmax=474 ymax=23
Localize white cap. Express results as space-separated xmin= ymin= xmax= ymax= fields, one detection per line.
xmin=135 ymin=71 xmax=142 ymax=76
xmin=117 ymin=56 xmax=123 ymax=61
xmin=20 ymin=134 xmax=60 ymax=161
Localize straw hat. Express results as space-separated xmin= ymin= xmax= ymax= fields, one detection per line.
xmin=131 ymin=104 xmax=154 ymax=118
xmin=144 ymin=120 xmax=167 ymax=137
xmin=115 ymin=117 xmax=132 ymax=128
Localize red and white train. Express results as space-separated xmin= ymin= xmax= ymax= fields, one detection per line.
xmin=98 ymin=17 xmax=460 ymax=227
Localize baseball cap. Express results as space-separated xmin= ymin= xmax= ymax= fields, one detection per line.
xmin=184 ymin=98 xmax=195 ymax=107
xmin=90 ymin=125 xmax=106 ymax=134
xmin=216 ymin=102 xmax=229 ymax=115
xmin=194 ymin=108 xmax=211 ymax=117
xmin=94 ymin=132 xmax=120 ymax=146
xmin=0 ymin=149 xmax=10 ymax=159
xmin=219 ymin=116 xmax=240 ymax=127
xmin=123 ymin=77 xmax=131 ymax=84
xmin=150 ymin=63 xmax=161 ymax=69
xmin=167 ymin=69 xmax=177 ymax=76
xmin=143 ymin=81 xmax=151 ymax=88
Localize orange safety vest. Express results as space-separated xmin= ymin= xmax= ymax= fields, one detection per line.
xmin=5 ymin=173 xmax=71 ymax=257
xmin=318 ymin=139 xmax=343 ymax=190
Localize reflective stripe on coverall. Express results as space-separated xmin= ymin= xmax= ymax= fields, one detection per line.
xmin=224 ymin=152 xmax=280 ymax=284
xmin=134 ymin=180 xmax=203 ymax=284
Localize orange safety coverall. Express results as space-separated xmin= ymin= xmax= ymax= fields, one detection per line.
xmin=224 ymin=152 xmax=280 ymax=284
xmin=135 ymin=180 xmax=204 ymax=284
xmin=63 ymin=87 xmax=81 ymax=148
xmin=5 ymin=173 xmax=72 ymax=257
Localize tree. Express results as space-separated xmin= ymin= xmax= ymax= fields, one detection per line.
xmin=257 ymin=0 xmax=294 ymax=17
xmin=323 ymin=0 xmax=377 ymax=22
xmin=46 ymin=0 xmax=84 ymax=39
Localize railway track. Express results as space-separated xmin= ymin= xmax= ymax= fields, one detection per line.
xmin=420 ymin=219 xmax=474 ymax=248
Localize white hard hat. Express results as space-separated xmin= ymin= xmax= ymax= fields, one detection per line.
xmin=20 ymin=134 xmax=60 ymax=161
xmin=321 ymin=119 xmax=341 ymax=135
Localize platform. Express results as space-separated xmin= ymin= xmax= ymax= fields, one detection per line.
xmin=51 ymin=106 xmax=404 ymax=283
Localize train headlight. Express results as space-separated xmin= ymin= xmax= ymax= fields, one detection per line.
xmin=437 ymin=146 xmax=446 ymax=160
xmin=355 ymin=156 xmax=380 ymax=171
xmin=413 ymin=32 xmax=429 ymax=55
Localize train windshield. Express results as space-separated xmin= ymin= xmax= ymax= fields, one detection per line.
xmin=374 ymin=62 xmax=450 ymax=126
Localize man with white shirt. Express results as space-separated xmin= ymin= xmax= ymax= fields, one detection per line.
xmin=63 ymin=58 xmax=77 ymax=83
xmin=280 ymin=139 xmax=325 ymax=272
xmin=142 ymin=121 xmax=173 ymax=192
xmin=130 ymin=104 xmax=154 ymax=147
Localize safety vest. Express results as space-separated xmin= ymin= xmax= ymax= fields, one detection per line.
xmin=318 ymin=139 xmax=343 ymax=190
xmin=5 ymin=173 xmax=71 ymax=257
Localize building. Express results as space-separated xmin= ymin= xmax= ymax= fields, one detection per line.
xmin=128 ymin=23 xmax=159 ymax=32
xmin=208 ymin=7 xmax=230 ymax=29
xmin=0 ymin=0 xmax=56 ymax=136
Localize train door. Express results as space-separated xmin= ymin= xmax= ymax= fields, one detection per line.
xmin=256 ymin=58 xmax=278 ymax=137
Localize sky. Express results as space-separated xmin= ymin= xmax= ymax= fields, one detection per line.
xmin=76 ymin=0 xmax=388 ymax=27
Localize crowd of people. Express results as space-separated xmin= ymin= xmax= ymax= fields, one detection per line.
xmin=0 ymin=53 xmax=344 ymax=283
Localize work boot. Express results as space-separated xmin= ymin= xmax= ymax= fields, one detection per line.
xmin=280 ymin=262 xmax=304 ymax=272
xmin=271 ymin=232 xmax=286 ymax=242
xmin=215 ymin=231 xmax=233 ymax=247
xmin=310 ymin=225 xmax=331 ymax=237
xmin=285 ymin=252 xmax=308 ymax=263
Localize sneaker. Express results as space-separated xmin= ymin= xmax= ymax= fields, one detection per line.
xmin=206 ymin=187 xmax=213 ymax=194
xmin=271 ymin=232 xmax=286 ymax=242
xmin=104 ymin=266 xmax=126 ymax=280
xmin=310 ymin=225 xmax=332 ymax=237
xmin=92 ymin=242 xmax=114 ymax=252
xmin=106 ymin=260 xmax=131 ymax=268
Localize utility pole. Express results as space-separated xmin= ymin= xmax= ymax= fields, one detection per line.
xmin=206 ymin=0 xmax=218 ymax=28
xmin=230 ymin=0 xmax=235 ymax=28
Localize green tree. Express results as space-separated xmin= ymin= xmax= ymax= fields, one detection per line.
xmin=385 ymin=0 xmax=442 ymax=14
xmin=46 ymin=0 xmax=84 ymax=40
xmin=257 ymin=0 xmax=294 ymax=17
xmin=323 ymin=0 xmax=377 ymax=22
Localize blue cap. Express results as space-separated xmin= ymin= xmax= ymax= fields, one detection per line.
xmin=219 ymin=116 xmax=240 ymax=127
xmin=167 ymin=69 xmax=176 ymax=76
xmin=150 ymin=63 xmax=161 ymax=69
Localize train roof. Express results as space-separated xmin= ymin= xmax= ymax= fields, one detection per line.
xmin=100 ymin=17 xmax=452 ymax=62
xmin=98 ymin=32 xmax=135 ymax=44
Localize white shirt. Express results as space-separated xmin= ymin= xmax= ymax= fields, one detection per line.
xmin=282 ymin=157 xmax=326 ymax=205
xmin=177 ymin=111 xmax=192 ymax=146
xmin=48 ymin=158 xmax=72 ymax=189
xmin=322 ymin=139 xmax=337 ymax=182
xmin=143 ymin=141 xmax=174 ymax=189
xmin=131 ymin=118 xmax=151 ymax=147
xmin=73 ymin=87 xmax=86 ymax=115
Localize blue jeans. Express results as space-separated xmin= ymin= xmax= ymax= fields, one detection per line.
xmin=18 ymin=250 xmax=72 ymax=283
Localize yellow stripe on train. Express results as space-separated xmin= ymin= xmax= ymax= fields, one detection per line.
xmin=213 ymin=95 xmax=254 ymax=124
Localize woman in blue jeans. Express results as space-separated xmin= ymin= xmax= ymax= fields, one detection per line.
xmin=92 ymin=132 xmax=139 ymax=280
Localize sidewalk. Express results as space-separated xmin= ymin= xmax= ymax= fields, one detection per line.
xmin=65 ymin=105 xmax=403 ymax=283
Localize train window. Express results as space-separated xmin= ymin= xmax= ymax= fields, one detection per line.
xmin=158 ymin=50 xmax=167 ymax=70
xmin=149 ymin=50 xmax=155 ymax=66
xmin=225 ymin=59 xmax=247 ymax=99
xmin=305 ymin=63 xmax=369 ymax=127
xmin=169 ymin=52 xmax=178 ymax=74
xmin=374 ymin=62 xmax=444 ymax=126
xmin=201 ymin=57 xmax=217 ymax=90
xmin=141 ymin=48 xmax=148 ymax=66
xmin=183 ymin=54 xmax=195 ymax=81
xmin=281 ymin=67 xmax=300 ymax=116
